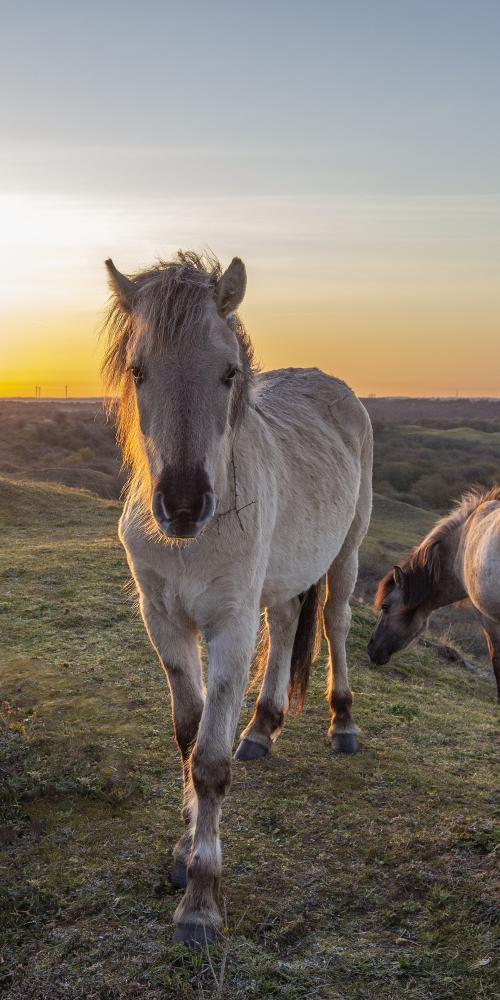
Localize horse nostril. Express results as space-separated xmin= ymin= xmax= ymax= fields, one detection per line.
xmin=152 ymin=490 xmax=169 ymax=524
xmin=198 ymin=491 xmax=216 ymax=525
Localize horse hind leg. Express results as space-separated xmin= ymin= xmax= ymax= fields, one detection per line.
xmin=480 ymin=620 xmax=500 ymax=703
xmin=324 ymin=542 xmax=361 ymax=753
xmin=235 ymin=597 xmax=301 ymax=761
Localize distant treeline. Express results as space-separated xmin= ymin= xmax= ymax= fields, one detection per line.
xmin=371 ymin=425 xmax=500 ymax=512
xmin=363 ymin=395 xmax=500 ymax=425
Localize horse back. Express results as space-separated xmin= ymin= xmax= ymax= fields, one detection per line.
xmin=254 ymin=367 xmax=371 ymax=453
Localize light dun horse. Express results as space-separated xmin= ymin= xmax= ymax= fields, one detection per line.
xmin=368 ymin=486 xmax=500 ymax=701
xmin=103 ymin=251 xmax=373 ymax=945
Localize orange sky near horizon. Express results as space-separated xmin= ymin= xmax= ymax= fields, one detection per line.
xmin=1 ymin=190 xmax=499 ymax=400
xmin=2 ymin=291 xmax=500 ymax=400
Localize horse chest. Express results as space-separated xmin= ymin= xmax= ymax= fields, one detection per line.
xmin=125 ymin=526 xmax=261 ymax=631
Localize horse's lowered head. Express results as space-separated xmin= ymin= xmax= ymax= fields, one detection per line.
xmin=367 ymin=542 xmax=441 ymax=665
xmin=103 ymin=252 xmax=254 ymax=540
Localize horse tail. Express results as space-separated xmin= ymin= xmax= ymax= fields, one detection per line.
xmin=289 ymin=580 xmax=323 ymax=712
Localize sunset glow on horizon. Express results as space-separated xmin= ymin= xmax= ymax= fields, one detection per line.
xmin=2 ymin=2 xmax=499 ymax=399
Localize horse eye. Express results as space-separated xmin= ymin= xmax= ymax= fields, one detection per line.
xmin=222 ymin=366 xmax=239 ymax=386
xmin=130 ymin=365 xmax=145 ymax=385
xmin=381 ymin=603 xmax=390 ymax=612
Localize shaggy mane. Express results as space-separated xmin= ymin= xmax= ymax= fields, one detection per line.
xmin=375 ymin=485 xmax=500 ymax=611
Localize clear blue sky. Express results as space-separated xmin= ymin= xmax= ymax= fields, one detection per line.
xmin=3 ymin=0 xmax=499 ymax=196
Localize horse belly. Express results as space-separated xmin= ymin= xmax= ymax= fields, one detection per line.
xmin=261 ymin=488 xmax=358 ymax=606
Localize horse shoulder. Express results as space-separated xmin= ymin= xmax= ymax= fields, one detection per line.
xmin=463 ymin=504 xmax=500 ymax=621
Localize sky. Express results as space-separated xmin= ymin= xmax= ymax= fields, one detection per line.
xmin=1 ymin=0 xmax=499 ymax=397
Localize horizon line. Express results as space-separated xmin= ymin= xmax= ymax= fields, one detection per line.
xmin=2 ymin=394 xmax=500 ymax=403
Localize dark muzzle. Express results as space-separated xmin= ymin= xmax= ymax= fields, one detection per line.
xmin=152 ymin=464 xmax=216 ymax=539
xmin=367 ymin=638 xmax=390 ymax=666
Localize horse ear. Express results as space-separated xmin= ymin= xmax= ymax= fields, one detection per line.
xmin=216 ymin=257 xmax=247 ymax=316
xmin=393 ymin=566 xmax=405 ymax=590
xmin=105 ymin=258 xmax=136 ymax=312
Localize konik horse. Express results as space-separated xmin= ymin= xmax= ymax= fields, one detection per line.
xmin=368 ymin=486 xmax=500 ymax=702
xmin=102 ymin=250 xmax=373 ymax=945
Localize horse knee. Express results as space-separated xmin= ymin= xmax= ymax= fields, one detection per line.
xmin=191 ymin=746 xmax=232 ymax=801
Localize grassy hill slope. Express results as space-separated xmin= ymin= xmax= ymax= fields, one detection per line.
xmin=0 ymin=400 xmax=124 ymax=500
xmin=1 ymin=479 xmax=497 ymax=1000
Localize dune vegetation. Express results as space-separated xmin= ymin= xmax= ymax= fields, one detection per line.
xmin=1 ymin=476 xmax=497 ymax=999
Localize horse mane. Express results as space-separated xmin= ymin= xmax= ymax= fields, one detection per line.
xmin=375 ymin=484 xmax=500 ymax=611
xmin=101 ymin=250 xmax=257 ymax=495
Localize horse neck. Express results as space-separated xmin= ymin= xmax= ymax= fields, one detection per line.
xmin=425 ymin=521 xmax=468 ymax=611
xmin=213 ymin=414 xmax=251 ymax=509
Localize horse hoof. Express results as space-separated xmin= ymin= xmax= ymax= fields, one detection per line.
xmin=234 ymin=738 xmax=269 ymax=761
xmin=169 ymin=858 xmax=188 ymax=890
xmin=172 ymin=921 xmax=216 ymax=948
xmin=331 ymin=732 xmax=359 ymax=754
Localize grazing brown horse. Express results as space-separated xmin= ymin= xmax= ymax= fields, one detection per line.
xmin=368 ymin=486 xmax=500 ymax=701
xmin=102 ymin=250 xmax=373 ymax=946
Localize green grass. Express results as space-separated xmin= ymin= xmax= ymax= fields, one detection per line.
xmin=1 ymin=477 xmax=498 ymax=999
xmin=399 ymin=425 xmax=500 ymax=445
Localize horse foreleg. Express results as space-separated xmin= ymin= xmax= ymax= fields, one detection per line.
xmin=235 ymin=598 xmax=301 ymax=761
xmin=173 ymin=609 xmax=259 ymax=946
xmin=324 ymin=545 xmax=360 ymax=754
xmin=141 ymin=598 xmax=204 ymax=888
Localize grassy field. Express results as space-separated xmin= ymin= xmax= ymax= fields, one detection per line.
xmin=1 ymin=478 xmax=498 ymax=1000
xmin=398 ymin=426 xmax=500 ymax=445
xmin=0 ymin=400 xmax=123 ymax=500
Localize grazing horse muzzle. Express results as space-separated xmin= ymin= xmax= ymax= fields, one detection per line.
xmin=367 ymin=637 xmax=391 ymax=666
xmin=152 ymin=466 xmax=216 ymax=539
